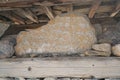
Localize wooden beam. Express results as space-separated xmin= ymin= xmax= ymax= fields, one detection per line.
xmin=88 ymin=0 xmax=102 ymax=18
xmin=0 ymin=7 xmax=19 ymax=11
xmin=74 ymin=5 xmax=114 ymax=14
xmin=110 ymin=1 xmax=120 ymax=17
xmin=0 ymin=12 xmax=25 ymax=25
xmin=0 ymin=57 xmax=120 ymax=78
xmin=58 ymin=0 xmax=94 ymax=3
xmin=11 ymin=23 xmax=47 ymax=27
xmin=16 ymin=8 xmax=39 ymax=23
xmin=43 ymin=6 xmax=55 ymax=20
xmin=0 ymin=0 xmax=116 ymax=7
xmin=53 ymin=5 xmax=114 ymax=15
xmin=0 ymin=0 xmax=39 ymax=7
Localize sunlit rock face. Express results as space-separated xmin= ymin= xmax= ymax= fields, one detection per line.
xmin=15 ymin=13 xmax=97 ymax=56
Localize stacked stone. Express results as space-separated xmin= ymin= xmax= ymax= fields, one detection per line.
xmin=0 ymin=35 xmax=16 ymax=58
xmin=92 ymin=21 xmax=120 ymax=57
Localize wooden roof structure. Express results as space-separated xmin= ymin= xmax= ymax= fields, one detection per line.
xmin=0 ymin=0 xmax=119 ymax=26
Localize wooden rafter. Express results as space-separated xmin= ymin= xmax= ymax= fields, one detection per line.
xmin=16 ymin=8 xmax=39 ymax=23
xmin=53 ymin=5 xmax=114 ymax=15
xmin=110 ymin=1 xmax=120 ymax=17
xmin=0 ymin=0 xmax=93 ymax=7
xmin=0 ymin=12 xmax=25 ymax=24
xmin=0 ymin=0 xmax=39 ymax=7
xmin=43 ymin=6 xmax=55 ymax=20
xmin=0 ymin=0 xmax=115 ymax=7
xmin=88 ymin=0 xmax=102 ymax=18
xmin=0 ymin=0 xmax=118 ymax=25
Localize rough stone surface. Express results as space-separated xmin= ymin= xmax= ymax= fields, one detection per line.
xmin=58 ymin=78 xmax=70 ymax=80
xmin=0 ymin=23 xmax=9 ymax=38
xmin=0 ymin=35 xmax=16 ymax=58
xmin=15 ymin=13 xmax=96 ymax=56
xmin=93 ymin=24 xmax=102 ymax=37
xmin=71 ymin=78 xmax=81 ymax=80
xmin=44 ymin=77 xmax=56 ymax=80
xmin=85 ymin=50 xmax=111 ymax=57
xmin=26 ymin=78 xmax=40 ymax=80
xmin=92 ymin=43 xmax=111 ymax=53
xmin=112 ymin=44 xmax=120 ymax=56
xmin=86 ymin=43 xmax=112 ymax=56
xmin=98 ymin=21 xmax=120 ymax=45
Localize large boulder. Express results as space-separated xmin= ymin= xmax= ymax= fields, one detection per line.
xmin=0 ymin=23 xmax=9 ymax=38
xmin=0 ymin=35 xmax=16 ymax=58
xmin=15 ymin=13 xmax=97 ymax=56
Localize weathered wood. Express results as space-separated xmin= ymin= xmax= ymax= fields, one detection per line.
xmin=53 ymin=5 xmax=114 ymax=15
xmin=74 ymin=5 xmax=114 ymax=14
xmin=16 ymin=8 xmax=39 ymax=23
xmin=43 ymin=6 xmax=55 ymax=20
xmin=11 ymin=23 xmax=46 ymax=27
xmin=88 ymin=0 xmax=102 ymax=18
xmin=0 ymin=57 xmax=120 ymax=78
xmin=0 ymin=12 xmax=25 ymax=24
xmin=0 ymin=0 xmax=39 ymax=7
xmin=0 ymin=0 xmax=115 ymax=7
xmin=0 ymin=78 xmax=10 ymax=80
xmin=110 ymin=1 xmax=120 ymax=17
xmin=0 ymin=7 xmax=19 ymax=11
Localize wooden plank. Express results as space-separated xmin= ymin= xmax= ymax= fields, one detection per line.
xmin=53 ymin=5 xmax=114 ymax=15
xmin=43 ymin=6 xmax=55 ymax=20
xmin=57 ymin=0 xmax=94 ymax=3
xmin=11 ymin=22 xmax=47 ymax=27
xmin=74 ymin=5 xmax=114 ymax=14
xmin=88 ymin=0 xmax=102 ymax=18
xmin=0 ymin=57 xmax=120 ymax=78
xmin=16 ymin=8 xmax=39 ymax=23
xmin=110 ymin=1 xmax=120 ymax=17
xmin=0 ymin=7 xmax=19 ymax=11
xmin=0 ymin=12 xmax=25 ymax=24
xmin=0 ymin=0 xmax=114 ymax=7
xmin=0 ymin=0 xmax=39 ymax=7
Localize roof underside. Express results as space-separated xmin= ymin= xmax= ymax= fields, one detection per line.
xmin=0 ymin=0 xmax=119 ymax=26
